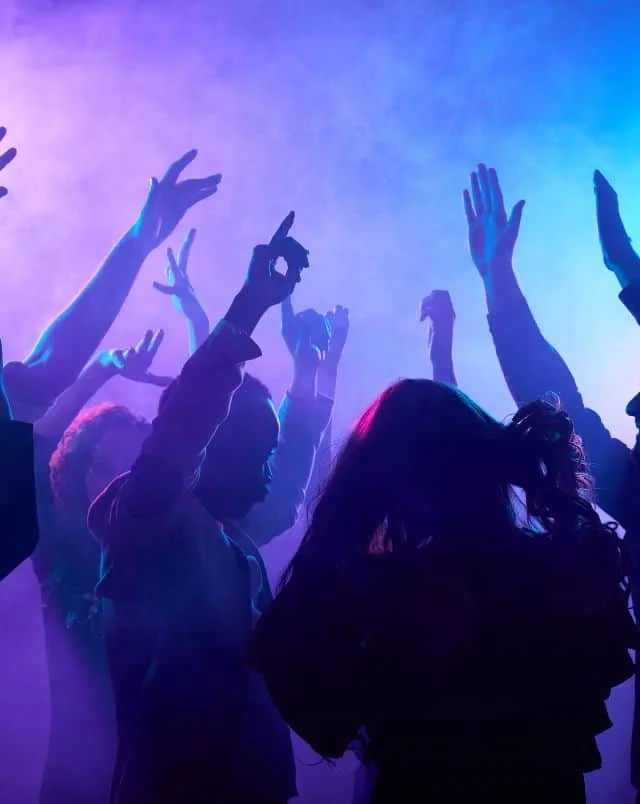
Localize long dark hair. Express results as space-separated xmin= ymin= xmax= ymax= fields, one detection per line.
xmin=281 ymin=380 xmax=623 ymax=591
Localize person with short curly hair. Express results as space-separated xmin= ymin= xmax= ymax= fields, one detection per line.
xmin=49 ymin=402 xmax=150 ymax=523
xmin=36 ymin=402 xmax=150 ymax=804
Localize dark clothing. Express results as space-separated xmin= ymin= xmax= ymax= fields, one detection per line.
xmin=0 ymin=420 xmax=39 ymax=580
xmin=486 ymin=283 xmax=640 ymax=786
xmin=29 ymin=433 xmax=116 ymax=804
xmin=3 ymin=361 xmax=55 ymax=424
xmin=252 ymin=531 xmax=633 ymax=802
xmin=33 ymin=505 xmax=115 ymax=804
xmin=89 ymin=319 xmax=331 ymax=804
xmin=370 ymin=768 xmax=586 ymax=804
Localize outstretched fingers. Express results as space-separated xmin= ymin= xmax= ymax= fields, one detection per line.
xmin=178 ymin=228 xmax=197 ymax=270
xmin=162 ymin=149 xmax=198 ymax=185
xmin=463 ymin=189 xmax=475 ymax=225
xmin=470 ymin=172 xmax=483 ymax=218
xmin=477 ymin=163 xmax=492 ymax=215
xmin=146 ymin=329 xmax=165 ymax=360
xmin=488 ymin=167 xmax=507 ymax=224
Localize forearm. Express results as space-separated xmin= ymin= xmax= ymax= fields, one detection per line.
xmin=429 ymin=332 xmax=457 ymax=387
xmin=34 ymin=359 xmax=112 ymax=441
xmin=121 ymin=317 xmax=261 ymax=520
xmin=290 ymin=359 xmax=319 ymax=400
xmin=307 ymin=423 xmax=333 ymax=500
xmin=239 ymin=391 xmax=333 ymax=545
xmin=21 ymin=230 xmax=149 ymax=403
xmin=484 ymin=263 xmax=582 ymax=411
xmin=186 ymin=311 xmax=211 ymax=356
xmin=317 ymin=362 xmax=338 ymax=401
xmin=619 ymin=282 xmax=640 ymax=326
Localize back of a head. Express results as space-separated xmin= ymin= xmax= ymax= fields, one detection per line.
xmin=50 ymin=402 xmax=149 ymax=518
xmin=282 ymin=381 xmax=605 ymax=587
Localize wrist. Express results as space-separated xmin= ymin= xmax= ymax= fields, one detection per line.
xmin=225 ymin=287 xmax=268 ymax=335
xmin=91 ymin=354 xmax=118 ymax=383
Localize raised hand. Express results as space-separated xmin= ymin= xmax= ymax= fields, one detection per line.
xmin=0 ymin=127 xmax=17 ymax=200
xmin=227 ymin=213 xmax=310 ymax=336
xmin=281 ymin=298 xmax=330 ymax=359
xmin=420 ymin=290 xmax=455 ymax=330
xmin=420 ymin=291 xmax=457 ymax=387
xmin=247 ymin=212 xmax=310 ymax=307
xmin=593 ymin=170 xmax=640 ymax=286
xmin=325 ymin=305 xmax=350 ymax=365
xmin=99 ymin=330 xmax=172 ymax=387
xmin=133 ymin=151 xmax=222 ymax=252
xmin=463 ymin=164 xmax=525 ymax=276
xmin=153 ymin=228 xmax=205 ymax=320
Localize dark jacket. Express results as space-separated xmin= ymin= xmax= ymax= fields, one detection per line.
xmin=487 ymin=282 xmax=640 ymax=787
xmin=0 ymin=420 xmax=39 ymax=580
xmin=89 ymin=319 xmax=331 ymax=804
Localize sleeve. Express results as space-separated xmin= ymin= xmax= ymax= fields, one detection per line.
xmin=250 ymin=563 xmax=368 ymax=759
xmin=619 ymin=282 xmax=640 ymax=326
xmin=0 ymin=421 xmax=39 ymax=581
xmin=237 ymin=393 xmax=333 ymax=547
xmin=488 ymin=296 xmax=633 ymax=526
xmin=90 ymin=319 xmax=261 ymax=598
xmin=2 ymin=362 xmax=53 ymax=424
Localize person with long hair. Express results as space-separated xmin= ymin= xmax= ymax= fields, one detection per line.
xmin=251 ymin=380 xmax=635 ymax=804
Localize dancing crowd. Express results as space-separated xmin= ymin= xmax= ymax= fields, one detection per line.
xmin=0 ymin=123 xmax=639 ymax=804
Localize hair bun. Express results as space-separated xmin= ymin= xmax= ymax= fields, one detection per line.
xmin=510 ymin=400 xmax=574 ymax=449
xmin=497 ymin=400 xmax=593 ymax=527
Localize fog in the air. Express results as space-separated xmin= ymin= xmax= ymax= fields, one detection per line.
xmin=0 ymin=0 xmax=639 ymax=801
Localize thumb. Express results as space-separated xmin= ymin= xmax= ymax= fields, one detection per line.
xmin=153 ymin=281 xmax=176 ymax=296
xmin=508 ymin=199 xmax=526 ymax=238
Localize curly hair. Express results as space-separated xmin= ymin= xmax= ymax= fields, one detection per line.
xmin=49 ymin=403 xmax=148 ymax=516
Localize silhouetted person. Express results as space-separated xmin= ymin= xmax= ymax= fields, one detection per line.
xmin=252 ymin=381 xmax=634 ymax=804
xmin=89 ymin=214 xmax=326 ymax=804
xmin=462 ymin=163 xmax=640 ymax=797
xmin=0 ymin=339 xmax=39 ymax=581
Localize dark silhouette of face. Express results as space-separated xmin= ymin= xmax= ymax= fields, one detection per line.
xmin=627 ymin=392 xmax=640 ymax=455
xmin=196 ymin=379 xmax=279 ymax=522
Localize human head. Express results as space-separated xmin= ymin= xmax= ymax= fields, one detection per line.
xmin=194 ymin=374 xmax=279 ymax=521
xmin=50 ymin=403 xmax=150 ymax=518
xmin=626 ymin=391 xmax=640 ymax=452
xmin=282 ymin=379 xmax=594 ymax=585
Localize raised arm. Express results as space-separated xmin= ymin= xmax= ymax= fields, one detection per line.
xmin=307 ymin=305 xmax=350 ymax=499
xmin=34 ymin=329 xmax=170 ymax=442
xmin=4 ymin=152 xmax=221 ymax=420
xmin=89 ymin=211 xmax=310 ymax=556
xmin=237 ymin=300 xmax=335 ymax=545
xmin=154 ymin=228 xmax=210 ymax=355
xmin=420 ymin=290 xmax=458 ymax=387
xmin=464 ymin=164 xmax=633 ymax=523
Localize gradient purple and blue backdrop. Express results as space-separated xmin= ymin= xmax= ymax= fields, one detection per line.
xmin=0 ymin=0 xmax=638 ymax=801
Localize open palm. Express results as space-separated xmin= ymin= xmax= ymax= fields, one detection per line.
xmin=463 ymin=164 xmax=525 ymax=276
